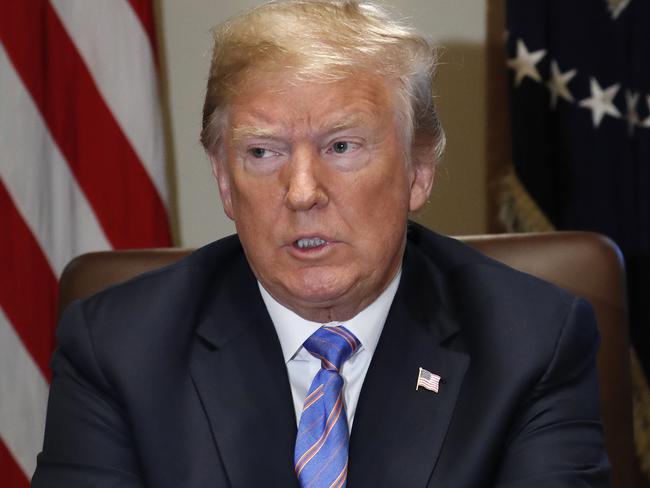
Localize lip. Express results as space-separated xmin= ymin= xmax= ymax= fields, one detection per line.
xmin=285 ymin=234 xmax=337 ymax=258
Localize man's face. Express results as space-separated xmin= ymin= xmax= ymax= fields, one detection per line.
xmin=212 ymin=71 xmax=434 ymax=322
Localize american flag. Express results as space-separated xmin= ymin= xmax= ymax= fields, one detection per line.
xmin=0 ymin=1 xmax=172 ymax=485
xmin=416 ymin=367 xmax=441 ymax=394
xmin=504 ymin=0 xmax=650 ymax=375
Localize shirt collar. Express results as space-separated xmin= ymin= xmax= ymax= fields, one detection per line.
xmin=259 ymin=269 xmax=402 ymax=363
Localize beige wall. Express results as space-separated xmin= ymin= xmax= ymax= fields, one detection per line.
xmin=157 ymin=0 xmax=487 ymax=247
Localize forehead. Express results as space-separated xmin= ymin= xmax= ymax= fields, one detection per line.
xmin=226 ymin=70 xmax=399 ymax=136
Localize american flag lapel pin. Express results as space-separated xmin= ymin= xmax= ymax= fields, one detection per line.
xmin=416 ymin=367 xmax=441 ymax=393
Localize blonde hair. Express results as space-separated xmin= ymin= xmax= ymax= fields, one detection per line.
xmin=200 ymin=0 xmax=445 ymax=165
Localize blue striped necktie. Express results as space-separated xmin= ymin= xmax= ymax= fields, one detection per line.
xmin=294 ymin=326 xmax=361 ymax=488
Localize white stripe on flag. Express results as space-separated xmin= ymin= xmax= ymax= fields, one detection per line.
xmin=50 ymin=0 xmax=168 ymax=204
xmin=0 ymin=307 xmax=49 ymax=479
xmin=0 ymin=44 xmax=111 ymax=277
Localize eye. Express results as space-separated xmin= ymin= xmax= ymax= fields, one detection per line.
xmin=248 ymin=147 xmax=278 ymax=159
xmin=328 ymin=141 xmax=360 ymax=155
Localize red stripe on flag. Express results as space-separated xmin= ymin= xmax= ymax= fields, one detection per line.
xmin=0 ymin=0 xmax=172 ymax=249
xmin=0 ymin=181 xmax=57 ymax=381
xmin=0 ymin=441 xmax=29 ymax=488
xmin=127 ymin=0 xmax=159 ymax=61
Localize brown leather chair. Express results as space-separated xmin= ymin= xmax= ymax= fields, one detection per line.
xmin=57 ymin=231 xmax=643 ymax=487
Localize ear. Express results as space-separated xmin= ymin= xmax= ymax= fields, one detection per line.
xmin=408 ymin=146 xmax=436 ymax=212
xmin=210 ymin=153 xmax=235 ymax=221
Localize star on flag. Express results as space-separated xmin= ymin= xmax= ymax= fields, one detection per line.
xmin=578 ymin=77 xmax=621 ymax=128
xmin=606 ymin=0 xmax=631 ymax=19
xmin=547 ymin=60 xmax=577 ymax=109
xmin=507 ymin=39 xmax=547 ymax=87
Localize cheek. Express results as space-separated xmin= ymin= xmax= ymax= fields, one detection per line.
xmin=229 ymin=170 xmax=280 ymax=212
xmin=366 ymin=163 xmax=411 ymax=211
xmin=339 ymin=167 xmax=411 ymax=242
xmin=229 ymin=184 xmax=275 ymax=245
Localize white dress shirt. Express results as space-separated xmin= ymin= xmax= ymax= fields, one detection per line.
xmin=259 ymin=270 xmax=401 ymax=430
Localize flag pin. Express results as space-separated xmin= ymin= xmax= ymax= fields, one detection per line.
xmin=416 ymin=367 xmax=441 ymax=393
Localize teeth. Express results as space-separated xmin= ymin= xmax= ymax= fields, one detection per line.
xmin=296 ymin=237 xmax=326 ymax=249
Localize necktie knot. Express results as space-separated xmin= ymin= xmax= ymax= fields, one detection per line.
xmin=303 ymin=326 xmax=361 ymax=371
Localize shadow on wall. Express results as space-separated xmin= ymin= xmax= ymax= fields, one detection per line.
xmin=413 ymin=40 xmax=488 ymax=237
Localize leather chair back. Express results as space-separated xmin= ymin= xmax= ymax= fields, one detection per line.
xmin=57 ymin=231 xmax=642 ymax=487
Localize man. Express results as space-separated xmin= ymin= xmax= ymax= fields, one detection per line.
xmin=33 ymin=1 xmax=609 ymax=487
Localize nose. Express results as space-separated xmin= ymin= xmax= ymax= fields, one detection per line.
xmin=284 ymin=147 xmax=328 ymax=211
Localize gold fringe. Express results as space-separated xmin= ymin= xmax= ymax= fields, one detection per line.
xmin=498 ymin=167 xmax=650 ymax=481
xmin=498 ymin=170 xmax=554 ymax=232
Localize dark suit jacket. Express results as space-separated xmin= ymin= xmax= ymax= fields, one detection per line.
xmin=32 ymin=223 xmax=609 ymax=487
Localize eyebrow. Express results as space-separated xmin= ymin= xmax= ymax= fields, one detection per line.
xmin=327 ymin=114 xmax=369 ymax=133
xmin=230 ymin=125 xmax=280 ymax=142
xmin=230 ymin=114 xmax=372 ymax=143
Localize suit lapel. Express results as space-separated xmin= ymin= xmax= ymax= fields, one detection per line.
xmin=348 ymin=244 xmax=470 ymax=487
xmin=189 ymin=256 xmax=299 ymax=487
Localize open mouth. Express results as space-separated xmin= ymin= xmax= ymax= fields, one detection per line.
xmin=293 ymin=237 xmax=328 ymax=250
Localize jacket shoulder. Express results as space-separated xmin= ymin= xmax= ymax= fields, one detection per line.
xmin=78 ymin=234 xmax=243 ymax=315
xmin=407 ymin=221 xmax=575 ymax=306
xmin=405 ymin=222 xmax=594 ymax=368
xmin=56 ymin=235 xmax=250 ymax=370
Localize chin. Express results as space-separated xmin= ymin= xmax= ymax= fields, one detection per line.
xmin=284 ymin=269 xmax=356 ymax=307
